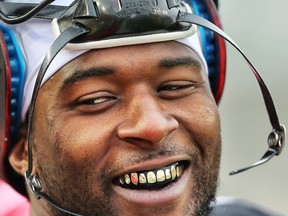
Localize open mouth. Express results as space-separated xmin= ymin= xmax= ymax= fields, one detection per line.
xmin=113 ymin=161 xmax=188 ymax=190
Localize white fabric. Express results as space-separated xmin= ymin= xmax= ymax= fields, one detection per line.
xmin=2 ymin=1 xmax=207 ymax=122
xmin=6 ymin=19 xmax=86 ymax=121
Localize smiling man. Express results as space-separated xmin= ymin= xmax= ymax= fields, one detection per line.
xmin=0 ymin=0 xmax=285 ymax=216
xmin=25 ymin=41 xmax=220 ymax=216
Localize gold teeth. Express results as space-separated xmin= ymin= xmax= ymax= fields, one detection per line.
xmin=124 ymin=174 xmax=131 ymax=184
xmin=156 ymin=170 xmax=165 ymax=182
xmin=119 ymin=162 xmax=185 ymax=186
xmin=119 ymin=176 xmax=124 ymax=185
xmin=147 ymin=172 xmax=156 ymax=183
xmin=171 ymin=165 xmax=176 ymax=180
xmin=165 ymin=168 xmax=171 ymax=180
xmin=139 ymin=173 xmax=147 ymax=184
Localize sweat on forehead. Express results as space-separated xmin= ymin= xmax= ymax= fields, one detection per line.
xmin=13 ymin=19 xmax=206 ymax=121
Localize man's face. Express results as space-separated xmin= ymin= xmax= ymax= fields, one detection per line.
xmin=30 ymin=41 xmax=221 ymax=216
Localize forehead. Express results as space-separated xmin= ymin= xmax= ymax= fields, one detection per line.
xmin=44 ymin=41 xmax=205 ymax=88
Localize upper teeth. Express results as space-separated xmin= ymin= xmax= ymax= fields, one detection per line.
xmin=118 ymin=162 xmax=184 ymax=187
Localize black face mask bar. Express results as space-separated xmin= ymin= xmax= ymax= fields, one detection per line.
xmin=0 ymin=1 xmax=286 ymax=215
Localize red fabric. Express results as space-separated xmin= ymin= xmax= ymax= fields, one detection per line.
xmin=0 ymin=179 xmax=30 ymax=216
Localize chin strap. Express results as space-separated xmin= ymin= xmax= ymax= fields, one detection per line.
xmin=177 ymin=11 xmax=286 ymax=175
xmin=24 ymin=22 xmax=88 ymax=216
xmin=229 ymin=124 xmax=286 ymax=175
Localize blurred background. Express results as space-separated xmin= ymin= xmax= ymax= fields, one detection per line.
xmin=217 ymin=0 xmax=288 ymax=214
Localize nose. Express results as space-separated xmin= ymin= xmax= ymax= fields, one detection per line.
xmin=117 ymin=95 xmax=179 ymax=146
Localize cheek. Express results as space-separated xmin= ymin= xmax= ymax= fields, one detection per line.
xmin=31 ymin=99 xmax=59 ymax=164
xmin=32 ymin=86 xmax=61 ymax=150
xmin=176 ymin=94 xmax=221 ymax=160
xmin=50 ymin=113 xmax=118 ymax=168
xmin=180 ymin=96 xmax=222 ymax=186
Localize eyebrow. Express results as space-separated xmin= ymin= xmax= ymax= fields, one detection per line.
xmin=60 ymin=56 xmax=202 ymax=90
xmin=159 ymin=57 xmax=202 ymax=70
xmin=61 ymin=67 xmax=114 ymax=90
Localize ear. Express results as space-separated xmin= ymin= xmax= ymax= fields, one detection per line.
xmin=8 ymin=124 xmax=29 ymax=176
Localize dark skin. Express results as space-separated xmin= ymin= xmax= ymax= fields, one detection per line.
xmin=9 ymin=41 xmax=221 ymax=216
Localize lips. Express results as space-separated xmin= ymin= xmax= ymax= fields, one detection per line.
xmin=114 ymin=161 xmax=187 ymax=190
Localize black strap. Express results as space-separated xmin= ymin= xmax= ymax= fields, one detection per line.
xmin=0 ymin=2 xmax=65 ymax=23
xmin=25 ymin=23 xmax=88 ymax=216
xmin=26 ymin=22 xmax=89 ymax=175
xmin=177 ymin=12 xmax=281 ymax=131
xmin=229 ymin=149 xmax=277 ymax=175
xmin=37 ymin=191 xmax=82 ymax=216
xmin=176 ymin=11 xmax=286 ymax=175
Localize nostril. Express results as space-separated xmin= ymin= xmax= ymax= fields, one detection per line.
xmin=117 ymin=116 xmax=179 ymax=145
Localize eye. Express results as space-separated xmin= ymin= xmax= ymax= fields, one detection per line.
xmin=73 ymin=92 xmax=117 ymax=113
xmin=80 ymin=96 xmax=114 ymax=105
xmin=159 ymin=84 xmax=194 ymax=91
xmin=157 ymin=81 xmax=197 ymax=98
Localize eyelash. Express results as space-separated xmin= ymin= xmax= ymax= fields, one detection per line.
xmin=72 ymin=94 xmax=118 ymax=113
xmin=158 ymin=84 xmax=195 ymax=91
xmin=79 ymin=96 xmax=115 ymax=105
xmin=156 ymin=81 xmax=198 ymax=98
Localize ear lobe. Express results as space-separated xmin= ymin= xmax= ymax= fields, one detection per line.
xmin=8 ymin=122 xmax=33 ymax=176
xmin=9 ymin=124 xmax=39 ymax=177
xmin=8 ymin=135 xmax=29 ymax=176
